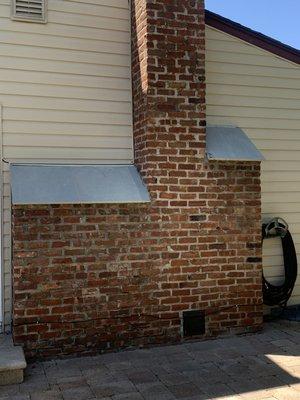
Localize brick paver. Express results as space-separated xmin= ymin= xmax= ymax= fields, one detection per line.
xmin=1 ymin=321 xmax=300 ymax=400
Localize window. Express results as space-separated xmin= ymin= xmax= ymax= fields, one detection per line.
xmin=11 ymin=0 xmax=47 ymax=23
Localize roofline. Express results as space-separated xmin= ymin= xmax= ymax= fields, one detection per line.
xmin=205 ymin=10 xmax=300 ymax=65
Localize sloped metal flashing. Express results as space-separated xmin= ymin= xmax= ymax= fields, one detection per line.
xmin=206 ymin=125 xmax=265 ymax=162
xmin=11 ymin=164 xmax=150 ymax=205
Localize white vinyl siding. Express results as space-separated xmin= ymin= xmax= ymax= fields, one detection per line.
xmin=206 ymin=25 xmax=300 ymax=307
xmin=0 ymin=0 xmax=132 ymax=330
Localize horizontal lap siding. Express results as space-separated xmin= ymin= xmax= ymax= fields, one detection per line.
xmin=0 ymin=0 xmax=132 ymax=330
xmin=206 ymin=26 xmax=300 ymax=306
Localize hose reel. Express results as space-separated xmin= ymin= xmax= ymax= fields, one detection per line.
xmin=262 ymin=217 xmax=298 ymax=308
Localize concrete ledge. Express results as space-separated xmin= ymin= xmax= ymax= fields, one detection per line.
xmin=0 ymin=369 xmax=24 ymax=385
xmin=0 ymin=335 xmax=26 ymax=385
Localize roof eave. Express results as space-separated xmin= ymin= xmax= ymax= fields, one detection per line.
xmin=205 ymin=10 xmax=300 ymax=65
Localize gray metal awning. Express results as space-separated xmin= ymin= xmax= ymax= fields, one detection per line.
xmin=11 ymin=164 xmax=150 ymax=205
xmin=206 ymin=125 xmax=265 ymax=161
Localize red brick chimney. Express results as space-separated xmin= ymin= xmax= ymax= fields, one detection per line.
xmin=131 ymin=0 xmax=206 ymax=178
xmin=130 ymin=0 xmax=263 ymax=335
xmin=12 ymin=0 xmax=263 ymax=359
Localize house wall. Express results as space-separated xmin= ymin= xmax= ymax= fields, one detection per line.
xmin=0 ymin=0 xmax=132 ymax=330
xmin=206 ymin=25 xmax=300 ymax=305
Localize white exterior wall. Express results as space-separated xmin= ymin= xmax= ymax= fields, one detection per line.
xmin=0 ymin=0 xmax=132 ymax=330
xmin=206 ymin=25 xmax=300 ymax=306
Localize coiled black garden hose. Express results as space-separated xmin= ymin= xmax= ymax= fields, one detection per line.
xmin=262 ymin=221 xmax=298 ymax=307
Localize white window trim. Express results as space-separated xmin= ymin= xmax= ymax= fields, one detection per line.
xmin=11 ymin=0 xmax=48 ymax=24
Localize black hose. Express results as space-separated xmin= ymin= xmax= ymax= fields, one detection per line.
xmin=262 ymin=222 xmax=298 ymax=307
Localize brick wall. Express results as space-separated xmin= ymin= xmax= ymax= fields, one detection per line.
xmin=13 ymin=162 xmax=262 ymax=359
xmin=12 ymin=0 xmax=263 ymax=359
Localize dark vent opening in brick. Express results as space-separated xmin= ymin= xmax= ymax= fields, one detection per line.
xmin=183 ymin=310 xmax=205 ymax=337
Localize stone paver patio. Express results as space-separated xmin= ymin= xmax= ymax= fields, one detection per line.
xmin=1 ymin=321 xmax=300 ymax=400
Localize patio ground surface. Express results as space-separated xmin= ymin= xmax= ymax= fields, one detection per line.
xmin=1 ymin=321 xmax=300 ymax=400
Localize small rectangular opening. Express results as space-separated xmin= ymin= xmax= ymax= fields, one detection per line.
xmin=183 ymin=310 xmax=205 ymax=337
